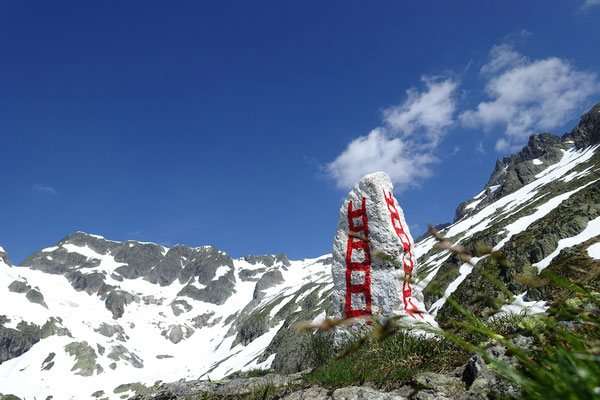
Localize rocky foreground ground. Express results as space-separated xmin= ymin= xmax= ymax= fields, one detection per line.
xmin=130 ymin=338 xmax=524 ymax=400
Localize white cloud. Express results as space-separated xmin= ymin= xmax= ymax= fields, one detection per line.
xmin=32 ymin=184 xmax=57 ymax=195
xmin=383 ymin=77 xmax=458 ymax=147
xmin=460 ymin=45 xmax=600 ymax=152
xmin=480 ymin=44 xmax=526 ymax=75
xmin=324 ymin=128 xmax=438 ymax=190
xmin=582 ymin=0 xmax=600 ymax=8
xmin=325 ymin=77 xmax=457 ymax=190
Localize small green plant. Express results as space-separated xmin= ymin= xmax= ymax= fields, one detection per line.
xmin=248 ymin=383 xmax=276 ymax=400
xmin=239 ymin=368 xmax=274 ymax=378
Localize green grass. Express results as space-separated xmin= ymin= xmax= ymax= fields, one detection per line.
xmin=304 ymin=330 xmax=468 ymax=386
xmin=434 ymin=266 xmax=600 ymax=399
xmin=238 ymin=368 xmax=274 ymax=378
xmin=306 ymin=222 xmax=600 ymax=399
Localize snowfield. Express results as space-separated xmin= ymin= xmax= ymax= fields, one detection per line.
xmin=0 ymin=251 xmax=332 ymax=400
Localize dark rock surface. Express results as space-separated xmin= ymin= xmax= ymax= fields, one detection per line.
xmin=564 ymin=101 xmax=600 ymax=149
xmin=245 ymin=254 xmax=291 ymax=268
xmin=253 ymin=269 xmax=285 ymax=299
xmin=20 ymin=232 xmax=243 ymax=314
xmin=105 ymin=290 xmax=135 ymax=319
xmin=0 ymin=322 xmax=41 ymax=365
xmin=8 ymin=280 xmax=48 ymax=308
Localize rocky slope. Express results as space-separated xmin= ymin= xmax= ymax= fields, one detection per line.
xmin=416 ymin=102 xmax=600 ymax=322
xmin=0 ymin=237 xmax=332 ymax=399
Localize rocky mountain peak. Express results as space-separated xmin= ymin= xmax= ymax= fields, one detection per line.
xmin=564 ymin=101 xmax=600 ymax=149
xmin=454 ymin=102 xmax=600 ymax=222
xmin=244 ymin=253 xmax=291 ymax=268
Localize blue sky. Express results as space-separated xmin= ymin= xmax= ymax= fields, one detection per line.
xmin=2 ymin=1 xmax=600 ymax=264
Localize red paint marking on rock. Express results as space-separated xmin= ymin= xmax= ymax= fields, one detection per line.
xmin=345 ymin=197 xmax=372 ymax=319
xmin=383 ymin=190 xmax=424 ymax=319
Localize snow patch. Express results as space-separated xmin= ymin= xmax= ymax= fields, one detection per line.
xmin=213 ymin=265 xmax=230 ymax=280
xmin=532 ymin=159 xmax=543 ymax=165
xmin=489 ymin=184 xmax=500 ymax=193
xmin=310 ymin=311 xmax=327 ymax=327
xmin=494 ymin=179 xmax=598 ymax=251
xmin=534 ymin=216 xmax=600 ymax=272
xmin=465 ymin=198 xmax=482 ymax=211
xmin=495 ymin=292 xmax=547 ymax=317
xmin=269 ymin=296 xmax=291 ymax=319
xmin=430 ymin=256 xmax=482 ymax=316
xmin=587 ymin=243 xmax=600 ymax=260
xmin=41 ymin=246 xmax=59 ymax=253
xmin=560 ymin=166 xmax=595 ymax=183
xmin=473 ymin=189 xmax=486 ymax=200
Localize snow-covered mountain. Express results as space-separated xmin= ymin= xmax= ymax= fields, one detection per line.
xmin=415 ymin=102 xmax=600 ymax=321
xmin=1 ymin=102 xmax=599 ymax=400
xmin=0 ymin=237 xmax=332 ymax=399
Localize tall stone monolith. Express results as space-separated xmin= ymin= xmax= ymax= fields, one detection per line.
xmin=330 ymin=171 xmax=428 ymax=329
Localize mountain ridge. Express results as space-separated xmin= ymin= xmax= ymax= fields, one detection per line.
xmin=454 ymin=102 xmax=600 ymax=222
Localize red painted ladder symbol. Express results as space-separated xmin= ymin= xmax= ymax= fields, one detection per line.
xmin=345 ymin=197 xmax=372 ymax=319
xmin=383 ymin=190 xmax=424 ymax=319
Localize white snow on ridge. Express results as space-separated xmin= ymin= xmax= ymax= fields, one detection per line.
xmin=534 ymin=216 xmax=600 ymax=272
xmin=213 ymin=265 xmax=230 ymax=280
xmin=587 ymin=243 xmax=600 ymax=260
xmin=495 ymin=292 xmax=547 ymax=318
xmin=0 ymin=245 xmax=5 ymax=253
xmin=416 ymin=145 xmax=599 ymax=316
xmin=441 ymin=146 xmax=598 ymax=243
xmin=532 ymin=158 xmax=543 ymax=165
xmin=41 ymin=246 xmax=59 ymax=252
xmin=429 ymin=256 xmax=482 ymax=316
xmin=465 ymin=198 xmax=482 ymax=211
xmin=473 ymin=189 xmax=486 ymax=200
xmin=61 ymin=243 xmax=127 ymax=275
xmin=493 ymin=179 xmax=599 ymax=251
xmin=560 ymin=166 xmax=595 ymax=183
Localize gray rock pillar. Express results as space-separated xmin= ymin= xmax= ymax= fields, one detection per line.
xmin=330 ymin=172 xmax=427 ymax=326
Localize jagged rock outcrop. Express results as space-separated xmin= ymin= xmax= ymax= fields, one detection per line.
xmin=20 ymin=233 xmax=241 ymax=314
xmin=564 ymin=102 xmax=600 ymax=149
xmin=253 ymin=269 xmax=285 ymax=299
xmin=0 ymin=321 xmax=41 ymax=364
xmin=454 ymin=102 xmax=600 ymax=222
xmin=245 ymin=254 xmax=291 ymax=268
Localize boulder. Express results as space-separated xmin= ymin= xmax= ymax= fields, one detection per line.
xmin=330 ymin=172 xmax=428 ymax=328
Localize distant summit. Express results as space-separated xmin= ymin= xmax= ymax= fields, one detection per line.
xmin=455 ymin=102 xmax=600 ymax=222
